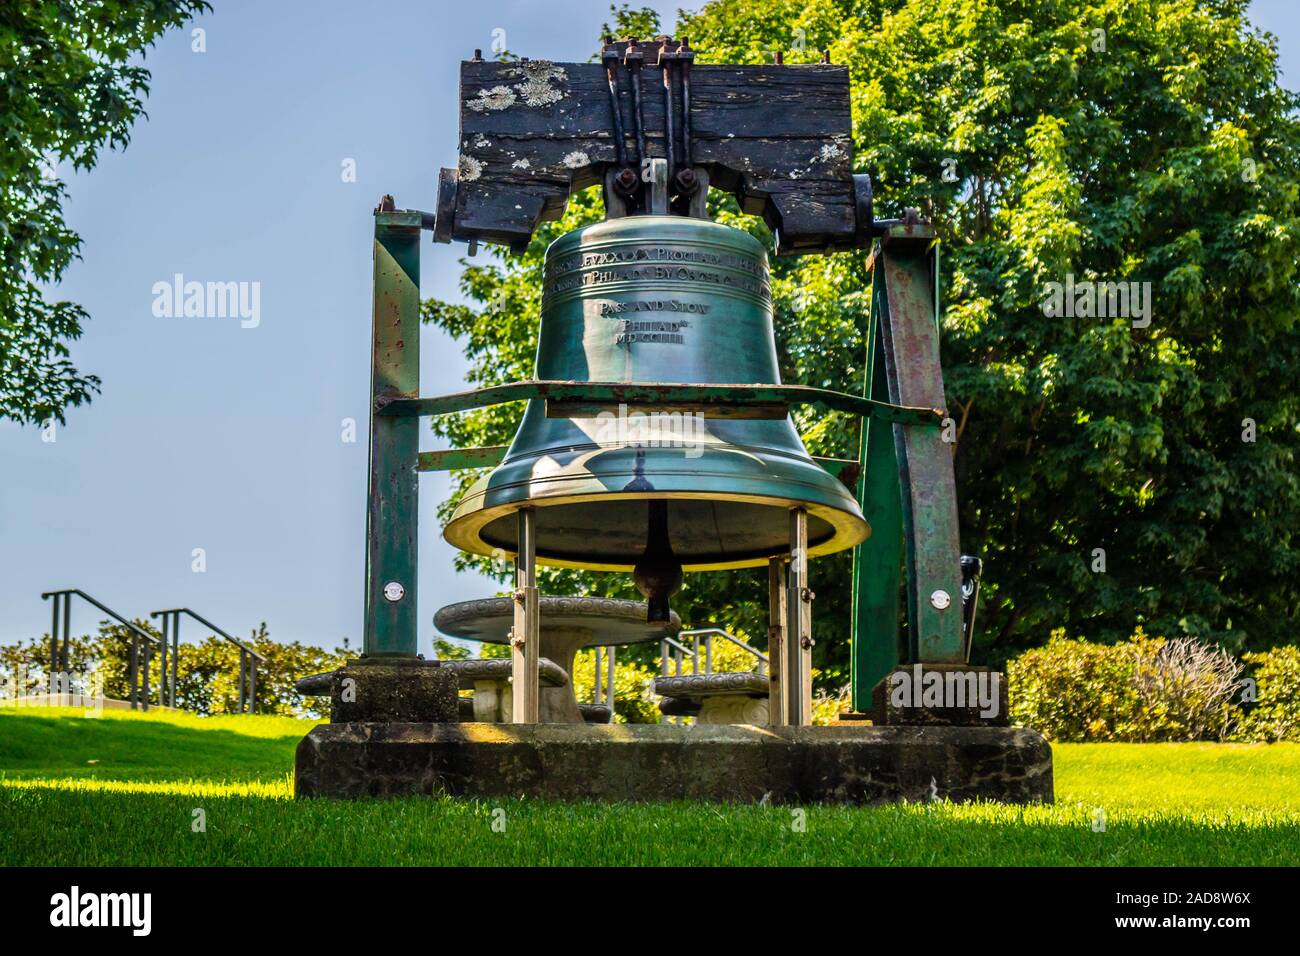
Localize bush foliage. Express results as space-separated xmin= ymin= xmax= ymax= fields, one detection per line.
xmin=1008 ymin=629 xmax=1295 ymax=742
xmin=1239 ymin=646 xmax=1300 ymax=743
xmin=0 ymin=621 xmax=345 ymax=719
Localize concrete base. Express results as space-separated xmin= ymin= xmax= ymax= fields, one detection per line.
xmin=872 ymin=665 xmax=1010 ymax=727
xmin=329 ymin=660 xmax=459 ymax=723
xmin=295 ymin=723 xmax=1053 ymax=805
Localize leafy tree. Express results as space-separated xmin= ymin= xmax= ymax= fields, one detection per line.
xmin=423 ymin=0 xmax=1300 ymax=687
xmin=0 ymin=0 xmax=209 ymax=425
xmin=171 ymin=624 xmax=347 ymax=718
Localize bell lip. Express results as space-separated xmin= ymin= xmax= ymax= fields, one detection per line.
xmin=441 ymin=490 xmax=870 ymax=572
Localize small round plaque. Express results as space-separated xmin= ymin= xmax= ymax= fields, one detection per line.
xmin=383 ymin=581 xmax=406 ymax=603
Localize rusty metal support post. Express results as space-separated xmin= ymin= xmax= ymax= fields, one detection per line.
xmin=511 ymin=507 xmax=540 ymax=723
xmin=767 ymin=557 xmax=787 ymax=726
xmin=785 ymin=508 xmax=813 ymax=725
xmin=364 ymin=203 xmax=422 ymax=658
xmin=877 ymin=224 xmax=964 ymax=664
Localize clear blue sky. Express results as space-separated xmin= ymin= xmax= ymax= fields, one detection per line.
xmin=1 ymin=0 xmax=1295 ymax=655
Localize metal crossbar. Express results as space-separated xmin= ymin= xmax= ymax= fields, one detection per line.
xmin=377 ymin=380 xmax=943 ymax=426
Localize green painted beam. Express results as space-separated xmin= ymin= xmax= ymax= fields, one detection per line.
xmin=417 ymin=445 xmax=510 ymax=471
xmin=363 ymin=209 xmax=422 ymax=659
xmin=877 ymin=236 xmax=964 ymax=664
xmin=380 ymin=381 xmax=943 ymax=427
xmin=850 ymin=270 xmax=904 ymax=711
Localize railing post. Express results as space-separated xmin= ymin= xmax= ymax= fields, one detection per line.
xmin=61 ymin=593 xmax=70 ymax=673
xmin=158 ymin=613 xmax=168 ymax=708
xmin=238 ymin=650 xmax=247 ymax=714
xmin=141 ymin=640 xmax=150 ymax=712
xmin=170 ymin=613 xmax=179 ymax=708
xmin=49 ymin=593 xmax=60 ymax=682
xmin=248 ymin=657 xmax=257 ymax=714
xmin=129 ymin=634 xmax=139 ymax=710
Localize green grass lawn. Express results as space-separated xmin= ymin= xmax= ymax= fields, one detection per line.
xmin=2 ymin=707 xmax=1298 ymax=866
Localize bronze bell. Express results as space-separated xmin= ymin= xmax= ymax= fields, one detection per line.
xmin=442 ymin=215 xmax=869 ymax=613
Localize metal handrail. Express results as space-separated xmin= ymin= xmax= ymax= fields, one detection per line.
xmin=41 ymin=589 xmax=161 ymax=710
xmin=681 ymin=627 xmax=767 ymax=674
xmin=660 ymin=628 xmax=767 ymax=678
xmin=150 ymin=608 xmax=264 ymax=713
xmin=659 ymin=636 xmax=700 ymax=676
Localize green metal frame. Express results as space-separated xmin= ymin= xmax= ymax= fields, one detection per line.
xmin=850 ymin=224 xmax=965 ymax=708
xmin=849 ymin=263 xmax=904 ymax=710
xmin=364 ymin=209 xmax=422 ymax=657
xmin=363 ymin=209 xmax=966 ymax=705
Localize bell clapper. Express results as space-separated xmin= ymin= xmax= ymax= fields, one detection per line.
xmin=633 ymin=500 xmax=683 ymax=623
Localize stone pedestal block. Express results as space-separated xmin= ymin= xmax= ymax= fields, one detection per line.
xmin=295 ymin=722 xmax=1052 ymax=805
xmin=871 ymin=664 xmax=1009 ymax=727
xmin=329 ymin=660 xmax=459 ymax=723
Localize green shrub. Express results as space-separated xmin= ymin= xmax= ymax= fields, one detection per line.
xmin=570 ymin=649 xmax=661 ymax=724
xmin=1131 ymin=637 xmax=1242 ymax=742
xmin=1236 ymin=646 xmax=1300 ymax=742
xmin=1008 ymin=629 xmax=1152 ymax=741
xmin=1008 ymin=629 xmax=1244 ymax=742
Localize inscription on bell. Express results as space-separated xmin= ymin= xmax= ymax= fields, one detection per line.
xmin=599 ymin=300 xmax=711 ymax=316
xmin=543 ymin=244 xmax=771 ymax=302
xmin=545 ymin=266 xmax=770 ymax=299
xmin=615 ymin=318 xmax=689 ymax=345
xmin=547 ymin=245 xmax=765 ymax=276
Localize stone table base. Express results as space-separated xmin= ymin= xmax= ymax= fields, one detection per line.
xmin=295 ymin=723 xmax=1053 ymax=805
